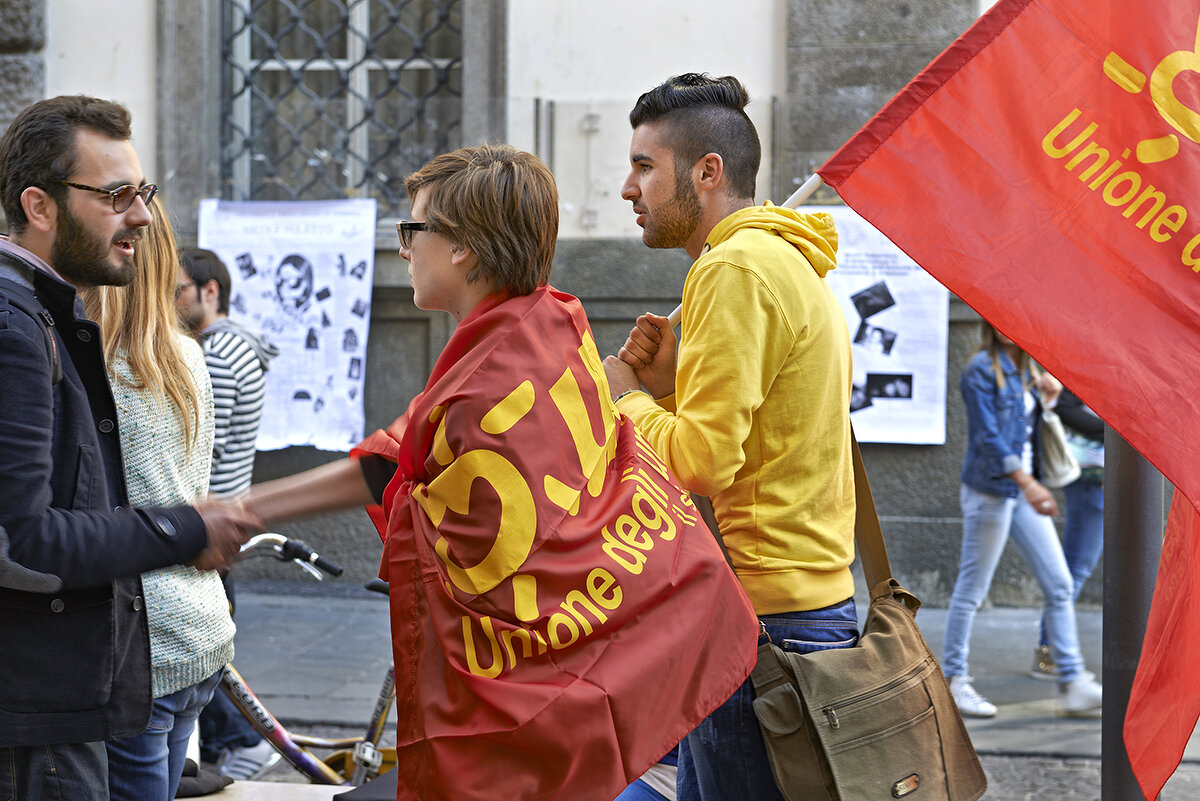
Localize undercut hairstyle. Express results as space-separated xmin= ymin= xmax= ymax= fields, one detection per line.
xmin=180 ymin=248 xmax=232 ymax=315
xmin=83 ymin=203 xmax=202 ymax=454
xmin=405 ymin=144 xmax=558 ymax=296
xmin=629 ymin=73 xmax=761 ymax=200
xmin=0 ymin=95 xmax=133 ymax=234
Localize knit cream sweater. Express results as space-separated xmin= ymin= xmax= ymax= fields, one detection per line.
xmin=110 ymin=333 xmax=235 ymax=698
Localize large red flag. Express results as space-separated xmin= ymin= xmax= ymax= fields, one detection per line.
xmin=351 ymin=285 xmax=759 ymax=800
xmin=816 ymin=0 xmax=1200 ymax=797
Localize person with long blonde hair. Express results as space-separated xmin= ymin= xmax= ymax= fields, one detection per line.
xmin=84 ymin=204 xmax=237 ymax=801
xmin=942 ymin=320 xmax=1102 ymax=719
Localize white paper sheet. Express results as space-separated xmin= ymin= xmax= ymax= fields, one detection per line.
xmin=198 ymin=198 xmax=377 ymax=451
xmin=810 ymin=205 xmax=949 ymax=444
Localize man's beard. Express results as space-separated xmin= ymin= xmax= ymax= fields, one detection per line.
xmin=643 ymin=167 xmax=702 ymax=249
xmin=51 ymin=204 xmax=136 ymax=288
xmin=178 ymin=290 xmax=206 ymax=333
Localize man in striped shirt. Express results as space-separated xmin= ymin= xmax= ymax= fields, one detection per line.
xmin=175 ymin=248 xmax=281 ymax=779
xmin=176 ymin=249 xmax=278 ymax=497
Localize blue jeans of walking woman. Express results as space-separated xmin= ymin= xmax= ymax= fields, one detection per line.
xmin=675 ymin=598 xmax=859 ymax=801
xmin=944 ymin=485 xmax=1085 ymax=682
xmin=1039 ymin=476 xmax=1104 ymax=647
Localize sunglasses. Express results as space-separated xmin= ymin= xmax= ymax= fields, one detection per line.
xmin=59 ymin=180 xmax=158 ymax=213
xmin=396 ymin=220 xmax=427 ymax=249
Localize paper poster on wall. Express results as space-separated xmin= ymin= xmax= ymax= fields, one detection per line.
xmin=198 ymin=198 xmax=377 ymax=451
xmin=809 ymin=205 xmax=948 ymax=445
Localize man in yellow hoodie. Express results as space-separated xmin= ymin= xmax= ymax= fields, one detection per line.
xmin=603 ymin=73 xmax=857 ymax=801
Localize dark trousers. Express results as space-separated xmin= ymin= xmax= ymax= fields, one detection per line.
xmin=0 ymin=742 xmax=109 ymax=801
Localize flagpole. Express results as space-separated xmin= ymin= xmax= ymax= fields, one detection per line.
xmin=780 ymin=173 xmax=826 ymax=210
xmin=666 ymin=174 xmax=826 ymax=327
xmin=1102 ymin=432 xmax=1164 ymax=801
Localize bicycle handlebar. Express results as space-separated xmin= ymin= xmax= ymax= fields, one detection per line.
xmin=240 ymin=533 xmax=344 ymax=578
xmin=283 ymin=539 xmax=345 ymax=577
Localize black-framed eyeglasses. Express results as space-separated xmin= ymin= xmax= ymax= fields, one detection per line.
xmin=396 ymin=220 xmax=427 ymax=249
xmin=58 ymin=180 xmax=158 ymax=213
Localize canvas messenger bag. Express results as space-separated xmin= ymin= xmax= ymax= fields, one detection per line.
xmin=747 ymin=434 xmax=987 ymax=801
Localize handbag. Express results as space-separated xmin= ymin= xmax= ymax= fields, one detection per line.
xmin=1038 ymin=406 xmax=1081 ymax=488
xmin=748 ymin=433 xmax=988 ymax=801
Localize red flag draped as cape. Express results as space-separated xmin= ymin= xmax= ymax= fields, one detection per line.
xmin=816 ymin=1 xmax=1200 ymax=797
xmin=352 ymin=285 xmax=758 ymax=801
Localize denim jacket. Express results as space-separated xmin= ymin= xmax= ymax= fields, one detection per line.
xmin=959 ymin=349 xmax=1042 ymax=497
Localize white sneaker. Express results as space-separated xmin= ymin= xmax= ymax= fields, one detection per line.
xmin=216 ymin=739 xmax=282 ymax=780
xmin=1060 ymin=675 xmax=1103 ymax=715
xmin=949 ymin=675 xmax=997 ymax=718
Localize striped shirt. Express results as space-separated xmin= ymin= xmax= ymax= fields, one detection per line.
xmin=202 ymin=327 xmax=268 ymax=497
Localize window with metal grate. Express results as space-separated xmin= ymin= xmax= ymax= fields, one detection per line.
xmin=220 ymin=0 xmax=463 ymax=217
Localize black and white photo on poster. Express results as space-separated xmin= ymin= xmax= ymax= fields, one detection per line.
xmin=198 ymin=198 xmax=377 ymax=451
xmin=810 ymin=205 xmax=949 ymax=444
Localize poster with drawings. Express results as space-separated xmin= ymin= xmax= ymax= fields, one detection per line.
xmin=808 ymin=205 xmax=949 ymax=445
xmin=198 ymin=198 xmax=377 ymax=451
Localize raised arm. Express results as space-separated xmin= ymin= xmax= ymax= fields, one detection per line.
xmin=242 ymin=457 xmax=376 ymax=528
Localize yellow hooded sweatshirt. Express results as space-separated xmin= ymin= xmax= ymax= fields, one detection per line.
xmin=618 ymin=203 xmax=856 ymax=615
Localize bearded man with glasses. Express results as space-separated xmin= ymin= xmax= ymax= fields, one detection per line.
xmin=0 ymin=95 xmax=259 ymax=800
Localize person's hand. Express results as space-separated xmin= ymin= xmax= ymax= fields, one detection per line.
xmin=1036 ymin=371 xmax=1063 ymax=408
xmin=1022 ymin=481 xmax=1058 ymax=517
xmin=191 ymin=498 xmax=263 ymax=571
xmin=616 ymin=312 xmax=677 ymax=399
xmin=603 ymin=355 xmax=639 ymax=401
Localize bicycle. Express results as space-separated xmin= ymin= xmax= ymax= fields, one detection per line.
xmin=218 ymin=533 xmax=397 ymax=786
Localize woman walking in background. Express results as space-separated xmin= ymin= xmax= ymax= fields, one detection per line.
xmin=1031 ymin=386 xmax=1105 ymax=679
xmin=942 ymin=321 xmax=1102 ymax=718
xmin=85 ymin=205 xmax=236 ymax=801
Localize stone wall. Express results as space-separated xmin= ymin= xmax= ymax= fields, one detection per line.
xmin=0 ymin=0 xmax=45 ymax=169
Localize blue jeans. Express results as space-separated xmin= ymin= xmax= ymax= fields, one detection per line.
xmin=1039 ymin=477 xmax=1104 ymax=646
xmin=676 ymin=598 xmax=859 ymax=801
xmin=0 ymin=742 xmax=108 ymax=800
xmin=944 ymin=485 xmax=1084 ymax=681
xmin=614 ymin=778 xmax=671 ymax=801
xmin=106 ymin=670 xmax=222 ymax=801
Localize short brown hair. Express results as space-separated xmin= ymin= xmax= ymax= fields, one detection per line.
xmin=629 ymin=73 xmax=761 ymax=200
xmin=0 ymin=95 xmax=133 ymax=234
xmin=404 ymin=144 xmax=558 ymax=295
xmin=180 ymin=248 xmax=232 ymax=314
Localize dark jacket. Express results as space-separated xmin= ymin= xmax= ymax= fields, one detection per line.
xmin=0 ymin=248 xmax=208 ymax=747
xmin=1057 ymin=387 xmax=1103 ymax=442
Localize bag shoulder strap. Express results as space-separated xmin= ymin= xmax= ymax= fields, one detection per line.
xmin=0 ymin=277 xmax=62 ymax=385
xmin=696 ymin=424 xmax=896 ymax=593
xmin=850 ymin=430 xmax=892 ymax=588
xmin=749 ymin=640 xmax=789 ymax=693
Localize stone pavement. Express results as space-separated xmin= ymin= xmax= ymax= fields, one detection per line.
xmin=226 ymin=580 xmax=1200 ymax=799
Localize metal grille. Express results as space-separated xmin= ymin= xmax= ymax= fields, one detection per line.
xmin=220 ymin=0 xmax=462 ymax=217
